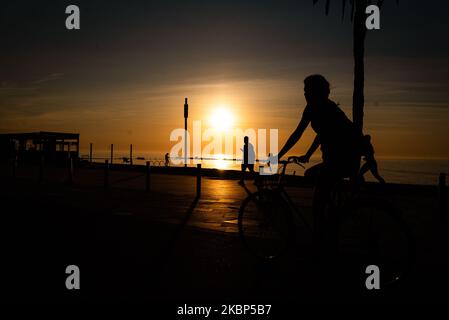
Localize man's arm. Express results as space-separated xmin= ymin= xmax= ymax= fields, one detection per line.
xmin=304 ymin=135 xmax=320 ymax=160
xmin=277 ymin=111 xmax=310 ymax=160
xmin=289 ymin=135 xmax=320 ymax=163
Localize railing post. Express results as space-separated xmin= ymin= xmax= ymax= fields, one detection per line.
xmin=145 ymin=161 xmax=151 ymax=192
xmin=438 ymin=173 xmax=446 ymax=222
xmin=104 ymin=160 xmax=109 ymax=189
xmin=89 ymin=143 xmax=93 ymax=163
xmin=196 ymin=164 xmax=201 ymax=198
xmin=130 ymin=144 xmax=133 ymax=167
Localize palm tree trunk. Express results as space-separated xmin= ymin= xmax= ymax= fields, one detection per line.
xmin=352 ymin=0 xmax=367 ymax=132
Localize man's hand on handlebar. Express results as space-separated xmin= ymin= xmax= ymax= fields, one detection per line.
xmin=288 ymin=155 xmax=310 ymax=164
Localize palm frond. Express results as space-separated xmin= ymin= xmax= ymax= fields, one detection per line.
xmin=313 ymin=0 xmax=399 ymax=22
xmin=377 ymin=0 xmax=400 ymax=10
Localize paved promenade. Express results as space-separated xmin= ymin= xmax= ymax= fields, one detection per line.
xmin=0 ymin=164 xmax=448 ymax=299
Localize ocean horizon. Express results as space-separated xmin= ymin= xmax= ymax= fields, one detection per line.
xmin=80 ymin=149 xmax=448 ymax=186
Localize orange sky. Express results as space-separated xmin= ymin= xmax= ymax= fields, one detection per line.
xmin=1 ymin=1 xmax=448 ymax=160
xmin=2 ymin=72 xmax=449 ymax=160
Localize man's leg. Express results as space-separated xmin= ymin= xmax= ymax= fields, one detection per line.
xmin=304 ymin=162 xmax=326 ymax=251
xmin=304 ymin=162 xmax=324 ymax=181
xmin=239 ymin=164 xmax=246 ymax=184
xmin=359 ymin=161 xmax=370 ymax=177
xmin=368 ymin=159 xmax=386 ymax=183
xmin=248 ymin=164 xmax=257 ymax=185
xmin=311 ymin=168 xmax=337 ymax=292
xmin=312 ymin=175 xmax=333 ymax=251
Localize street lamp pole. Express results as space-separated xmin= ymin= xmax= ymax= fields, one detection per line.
xmin=184 ymin=97 xmax=188 ymax=168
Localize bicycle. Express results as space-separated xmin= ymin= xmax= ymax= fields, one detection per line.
xmin=238 ymin=159 xmax=415 ymax=287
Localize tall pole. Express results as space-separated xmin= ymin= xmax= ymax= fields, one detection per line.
xmin=352 ymin=0 xmax=368 ymax=132
xmin=184 ymin=97 xmax=188 ymax=168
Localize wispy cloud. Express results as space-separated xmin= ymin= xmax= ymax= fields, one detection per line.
xmin=32 ymin=73 xmax=65 ymax=84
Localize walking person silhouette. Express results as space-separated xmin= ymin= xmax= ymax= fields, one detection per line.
xmin=239 ymin=136 xmax=256 ymax=185
xmin=165 ymin=152 xmax=170 ymax=167
xmin=359 ymin=134 xmax=385 ymax=184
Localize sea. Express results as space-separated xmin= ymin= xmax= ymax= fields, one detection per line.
xmin=81 ymin=150 xmax=448 ymax=186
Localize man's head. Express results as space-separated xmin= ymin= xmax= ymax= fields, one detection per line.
xmin=304 ymin=74 xmax=330 ymax=104
xmin=244 ymin=136 xmax=249 ymax=144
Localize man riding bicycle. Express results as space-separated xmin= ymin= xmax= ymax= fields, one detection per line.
xmin=275 ymin=74 xmax=363 ymax=256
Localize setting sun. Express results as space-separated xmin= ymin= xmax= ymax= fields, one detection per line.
xmin=209 ymin=106 xmax=234 ymax=131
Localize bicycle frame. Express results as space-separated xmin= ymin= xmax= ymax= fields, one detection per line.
xmin=240 ymin=160 xmax=414 ymax=286
xmin=257 ymin=160 xmax=312 ymax=231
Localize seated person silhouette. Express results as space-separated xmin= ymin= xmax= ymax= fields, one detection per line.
xmin=359 ymin=134 xmax=385 ymax=184
xmin=239 ymin=136 xmax=256 ymax=185
xmin=275 ymin=74 xmax=362 ymax=257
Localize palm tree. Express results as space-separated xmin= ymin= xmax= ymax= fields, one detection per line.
xmin=313 ymin=0 xmax=396 ymax=131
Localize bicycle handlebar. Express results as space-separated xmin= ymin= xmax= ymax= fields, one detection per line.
xmin=278 ymin=159 xmax=306 ymax=169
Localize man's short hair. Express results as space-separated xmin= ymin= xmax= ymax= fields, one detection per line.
xmin=304 ymin=74 xmax=330 ymax=97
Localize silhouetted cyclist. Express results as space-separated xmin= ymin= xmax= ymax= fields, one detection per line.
xmin=276 ymin=74 xmax=363 ymax=257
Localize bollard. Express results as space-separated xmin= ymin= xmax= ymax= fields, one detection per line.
xmin=438 ymin=173 xmax=446 ymax=222
xmin=145 ymin=161 xmax=151 ymax=192
xmin=38 ymin=154 xmax=44 ymax=183
xmin=104 ymin=160 xmax=109 ymax=189
xmin=196 ymin=164 xmax=201 ymax=198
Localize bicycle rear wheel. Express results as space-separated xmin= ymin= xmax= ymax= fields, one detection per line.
xmin=338 ymin=198 xmax=415 ymax=287
xmin=238 ymin=190 xmax=293 ymax=260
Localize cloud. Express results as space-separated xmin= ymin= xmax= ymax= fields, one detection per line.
xmin=32 ymin=73 xmax=65 ymax=84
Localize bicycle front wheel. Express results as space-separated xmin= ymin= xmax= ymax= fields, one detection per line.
xmin=238 ymin=190 xmax=294 ymax=261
